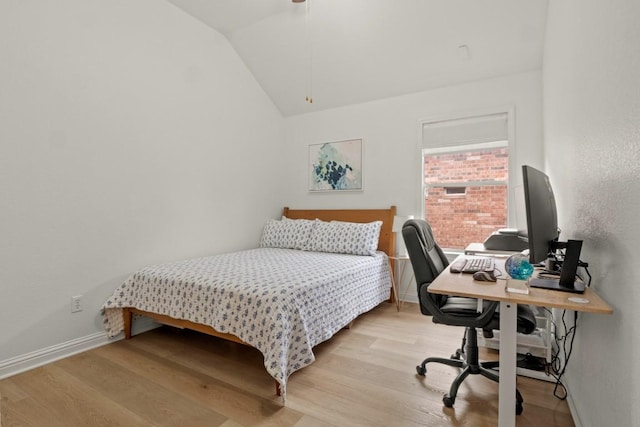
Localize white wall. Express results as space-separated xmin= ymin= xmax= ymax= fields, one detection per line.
xmin=543 ymin=1 xmax=640 ymax=425
xmin=284 ymin=71 xmax=543 ymax=300
xmin=0 ymin=0 xmax=285 ymax=367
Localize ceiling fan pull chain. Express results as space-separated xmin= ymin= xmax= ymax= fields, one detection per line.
xmin=306 ymin=0 xmax=313 ymax=103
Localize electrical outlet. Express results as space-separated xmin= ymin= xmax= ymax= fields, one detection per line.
xmin=71 ymin=295 xmax=83 ymax=313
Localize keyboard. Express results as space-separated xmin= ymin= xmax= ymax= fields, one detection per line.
xmin=449 ymin=256 xmax=495 ymax=274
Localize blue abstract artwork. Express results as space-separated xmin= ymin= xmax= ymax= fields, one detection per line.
xmin=309 ymin=139 xmax=363 ymax=191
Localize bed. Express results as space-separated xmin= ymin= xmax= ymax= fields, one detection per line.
xmin=102 ymin=206 xmax=397 ymax=402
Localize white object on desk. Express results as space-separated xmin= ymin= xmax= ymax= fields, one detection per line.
xmin=505 ymin=278 xmax=529 ymax=294
xmin=465 ymin=242 xmax=519 ymax=257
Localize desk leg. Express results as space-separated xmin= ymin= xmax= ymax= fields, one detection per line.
xmin=498 ymin=301 xmax=517 ymax=427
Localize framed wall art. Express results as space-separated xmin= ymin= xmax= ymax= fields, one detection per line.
xmin=308 ymin=138 xmax=363 ymax=192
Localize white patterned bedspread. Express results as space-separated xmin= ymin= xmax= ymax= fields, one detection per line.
xmin=102 ymin=248 xmax=391 ymax=400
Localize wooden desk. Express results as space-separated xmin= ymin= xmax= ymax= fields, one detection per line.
xmin=428 ymin=260 xmax=612 ymax=427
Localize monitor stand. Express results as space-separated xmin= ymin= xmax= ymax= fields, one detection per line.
xmin=529 ymin=277 xmax=585 ymax=293
xmin=531 ymin=239 xmax=585 ymax=293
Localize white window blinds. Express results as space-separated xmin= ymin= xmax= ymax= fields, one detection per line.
xmin=422 ymin=112 xmax=508 ymax=149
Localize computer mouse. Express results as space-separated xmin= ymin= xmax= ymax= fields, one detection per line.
xmin=473 ymin=271 xmax=497 ymax=282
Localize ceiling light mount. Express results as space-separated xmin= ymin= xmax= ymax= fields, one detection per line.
xmin=292 ymin=0 xmax=305 ymax=3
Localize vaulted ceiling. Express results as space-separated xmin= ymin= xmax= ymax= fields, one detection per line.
xmin=166 ymin=0 xmax=549 ymax=117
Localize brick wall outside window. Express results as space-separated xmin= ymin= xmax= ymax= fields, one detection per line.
xmin=425 ymin=148 xmax=508 ymax=249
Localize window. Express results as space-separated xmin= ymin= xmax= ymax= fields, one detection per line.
xmin=444 ymin=187 xmax=467 ymax=196
xmin=421 ymin=112 xmax=511 ymax=250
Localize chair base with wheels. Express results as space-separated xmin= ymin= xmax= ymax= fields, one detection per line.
xmin=415 ymin=326 xmax=523 ymax=415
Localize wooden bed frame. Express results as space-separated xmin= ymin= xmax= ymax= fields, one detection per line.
xmin=122 ymin=205 xmax=397 ymax=396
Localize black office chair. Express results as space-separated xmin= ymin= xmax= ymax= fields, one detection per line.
xmin=402 ymin=219 xmax=537 ymax=414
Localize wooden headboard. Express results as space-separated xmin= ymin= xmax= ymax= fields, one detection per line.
xmin=282 ymin=206 xmax=397 ymax=257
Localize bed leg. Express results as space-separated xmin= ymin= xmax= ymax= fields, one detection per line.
xmin=275 ymin=380 xmax=281 ymax=396
xmin=343 ymin=320 xmax=355 ymax=329
xmin=123 ymin=308 xmax=133 ymax=340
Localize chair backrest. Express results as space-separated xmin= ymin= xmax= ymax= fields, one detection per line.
xmin=401 ymin=219 xmax=450 ymax=315
xmin=402 ymin=219 xmax=534 ymax=333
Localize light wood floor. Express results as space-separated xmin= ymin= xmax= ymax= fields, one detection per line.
xmin=0 ymin=302 xmax=574 ymax=426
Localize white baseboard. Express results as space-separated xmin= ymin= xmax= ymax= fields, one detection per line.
xmin=0 ymin=332 xmax=110 ymax=380
xmin=563 ymin=379 xmax=581 ymax=427
xmin=0 ymin=317 xmax=159 ymax=380
xmin=400 ymin=295 xmax=419 ymax=304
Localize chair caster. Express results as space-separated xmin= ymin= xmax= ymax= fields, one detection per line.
xmin=416 ymin=365 xmax=426 ymax=376
xmin=516 ymin=402 xmax=523 ymax=415
xmin=443 ymin=394 xmax=455 ymax=408
xmin=516 ymin=388 xmax=524 ymax=414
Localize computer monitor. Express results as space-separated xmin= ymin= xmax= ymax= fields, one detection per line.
xmin=521 ymin=165 xmax=559 ymax=265
xmin=521 ymin=165 xmax=585 ymax=293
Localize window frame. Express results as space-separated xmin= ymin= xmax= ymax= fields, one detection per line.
xmin=417 ymin=107 xmax=516 ymax=253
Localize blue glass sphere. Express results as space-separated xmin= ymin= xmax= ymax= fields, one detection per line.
xmin=505 ymin=253 xmax=534 ymax=280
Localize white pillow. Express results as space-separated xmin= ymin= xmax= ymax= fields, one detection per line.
xmin=306 ymin=220 xmax=382 ymax=256
xmin=259 ymin=218 xmax=316 ymax=250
